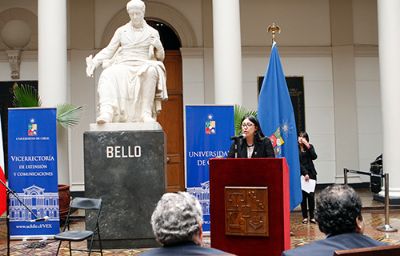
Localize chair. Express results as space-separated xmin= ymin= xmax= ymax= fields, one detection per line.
xmin=334 ymin=244 xmax=400 ymax=256
xmin=55 ymin=197 xmax=103 ymax=256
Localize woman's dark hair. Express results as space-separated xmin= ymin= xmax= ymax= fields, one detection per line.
xmin=241 ymin=115 xmax=265 ymax=141
xmin=315 ymin=184 xmax=362 ymax=236
xmin=298 ymin=131 xmax=309 ymax=142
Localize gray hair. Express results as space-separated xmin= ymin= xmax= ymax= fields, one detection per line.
xmin=126 ymin=0 xmax=145 ymax=13
xmin=151 ymin=192 xmax=203 ymax=245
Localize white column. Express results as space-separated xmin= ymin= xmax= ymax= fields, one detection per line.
xmin=212 ymin=0 xmax=242 ymax=105
xmin=377 ymin=0 xmax=400 ymax=198
xmin=38 ymin=0 xmax=69 ymax=185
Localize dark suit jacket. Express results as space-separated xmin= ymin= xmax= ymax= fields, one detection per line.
xmin=228 ymin=137 xmax=275 ymax=158
xmin=282 ymin=233 xmax=385 ymax=256
xmin=139 ymin=241 xmax=233 ymax=255
xmin=299 ymin=144 xmax=317 ymax=179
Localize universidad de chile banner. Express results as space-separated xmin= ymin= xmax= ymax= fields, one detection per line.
xmin=185 ymin=105 xmax=234 ymax=232
xmin=8 ymin=108 xmax=60 ymax=238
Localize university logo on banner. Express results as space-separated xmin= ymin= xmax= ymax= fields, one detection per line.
xmin=28 ymin=119 xmax=38 ymax=136
xmin=205 ymin=115 xmax=216 ymax=134
xmin=185 ymin=105 xmax=234 ymax=232
xmin=8 ymin=108 xmax=60 ymax=238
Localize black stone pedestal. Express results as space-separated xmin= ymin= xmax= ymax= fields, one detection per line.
xmin=84 ymin=125 xmax=166 ymax=249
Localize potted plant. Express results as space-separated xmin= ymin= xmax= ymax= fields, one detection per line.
xmin=234 ymin=104 xmax=257 ymax=135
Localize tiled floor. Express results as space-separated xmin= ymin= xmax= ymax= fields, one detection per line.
xmin=1 ymin=188 xmax=400 ymax=255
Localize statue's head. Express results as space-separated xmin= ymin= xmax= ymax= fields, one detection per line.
xmin=127 ymin=0 xmax=145 ymax=27
xmin=127 ymin=0 xmax=145 ymax=13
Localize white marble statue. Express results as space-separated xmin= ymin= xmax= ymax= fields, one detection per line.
xmin=86 ymin=0 xmax=167 ymax=124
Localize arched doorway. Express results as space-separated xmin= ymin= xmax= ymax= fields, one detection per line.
xmin=147 ymin=19 xmax=185 ymax=192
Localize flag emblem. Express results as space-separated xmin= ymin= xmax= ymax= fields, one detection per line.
xmin=205 ymin=114 xmax=216 ymax=134
xmin=28 ymin=118 xmax=37 ymax=136
xmin=269 ymin=127 xmax=285 ymax=156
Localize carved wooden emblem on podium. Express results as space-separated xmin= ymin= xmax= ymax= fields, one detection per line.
xmin=224 ymin=186 xmax=269 ymax=236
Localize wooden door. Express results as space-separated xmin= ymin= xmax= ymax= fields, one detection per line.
xmin=157 ymin=51 xmax=185 ymax=192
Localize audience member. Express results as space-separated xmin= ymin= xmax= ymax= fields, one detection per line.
xmin=140 ymin=192 xmax=233 ymax=255
xmin=282 ymin=184 xmax=385 ymax=256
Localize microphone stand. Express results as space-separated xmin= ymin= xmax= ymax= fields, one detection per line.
xmin=231 ymin=136 xmax=243 ymax=159
xmin=0 ymin=179 xmax=46 ymax=255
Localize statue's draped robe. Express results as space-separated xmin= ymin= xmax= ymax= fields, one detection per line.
xmin=93 ymin=21 xmax=167 ymax=122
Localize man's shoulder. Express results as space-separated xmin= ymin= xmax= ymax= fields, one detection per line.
xmin=330 ymin=232 xmax=385 ymax=246
xmin=282 ymin=239 xmax=328 ymax=256
xmin=139 ymin=243 xmax=231 ymax=256
xmin=282 ymin=233 xmax=385 ymax=256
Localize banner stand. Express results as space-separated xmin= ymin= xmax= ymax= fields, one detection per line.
xmin=185 ymin=105 xmax=234 ymax=232
xmin=8 ymin=108 xmax=60 ymax=239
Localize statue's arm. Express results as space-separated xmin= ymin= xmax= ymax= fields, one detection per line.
xmin=93 ymin=28 xmax=122 ymax=64
xmin=151 ymin=31 xmax=165 ymax=61
xmin=86 ymin=28 xmax=122 ymax=77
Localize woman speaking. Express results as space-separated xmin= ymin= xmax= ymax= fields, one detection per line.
xmin=228 ymin=115 xmax=275 ymax=158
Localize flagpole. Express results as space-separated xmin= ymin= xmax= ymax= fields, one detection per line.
xmin=267 ymin=22 xmax=281 ymax=44
xmin=259 ymin=23 xmax=303 ymax=211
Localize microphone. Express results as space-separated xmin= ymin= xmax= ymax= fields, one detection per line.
xmin=30 ymin=216 xmax=49 ymax=222
xmin=230 ymin=134 xmax=245 ymax=140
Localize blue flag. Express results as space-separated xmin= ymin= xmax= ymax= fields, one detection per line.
xmin=258 ymin=42 xmax=302 ymax=210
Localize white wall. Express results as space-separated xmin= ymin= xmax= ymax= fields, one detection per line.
xmin=0 ymin=0 xmax=36 ymax=13
xmin=182 ymin=48 xmax=206 ymax=104
xmin=355 ymin=56 xmax=382 ymax=182
xmin=353 ymin=0 xmax=378 ymax=45
xmin=240 ymin=0 xmax=331 ymax=46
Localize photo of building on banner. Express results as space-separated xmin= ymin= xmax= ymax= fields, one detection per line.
xmin=8 ymin=108 xmax=60 ymax=238
xmin=185 ymin=105 xmax=234 ymax=232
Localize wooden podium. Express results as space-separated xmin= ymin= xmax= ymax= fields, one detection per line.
xmin=209 ymin=158 xmax=290 ymax=256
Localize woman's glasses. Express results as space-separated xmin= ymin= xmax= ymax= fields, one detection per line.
xmin=241 ymin=122 xmax=254 ymax=128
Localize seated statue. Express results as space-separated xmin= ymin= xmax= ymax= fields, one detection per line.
xmin=86 ymin=0 xmax=167 ymax=124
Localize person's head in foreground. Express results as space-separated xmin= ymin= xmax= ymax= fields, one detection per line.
xmin=151 ymin=192 xmax=203 ymax=246
xmin=281 ymin=184 xmax=385 ymax=256
xmin=315 ymin=184 xmax=364 ymax=235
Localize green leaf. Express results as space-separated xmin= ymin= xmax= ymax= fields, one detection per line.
xmin=234 ymin=105 xmax=257 ymax=135
xmin=56 ymin=104 xmax=83 ymax=128
xmin=13 ymin=83 xmax=41 ymax=107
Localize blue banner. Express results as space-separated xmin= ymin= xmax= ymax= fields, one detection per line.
xmin=185 ymin=105 xmax=234 ymax=232
xmin=8 ymin=108 xmax=60 ymax=238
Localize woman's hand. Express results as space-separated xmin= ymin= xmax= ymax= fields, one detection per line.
xmin=304 ymin=174 xmax=310 ymax=181
xmin=299 ymin=137 xmax=311 ymax=149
